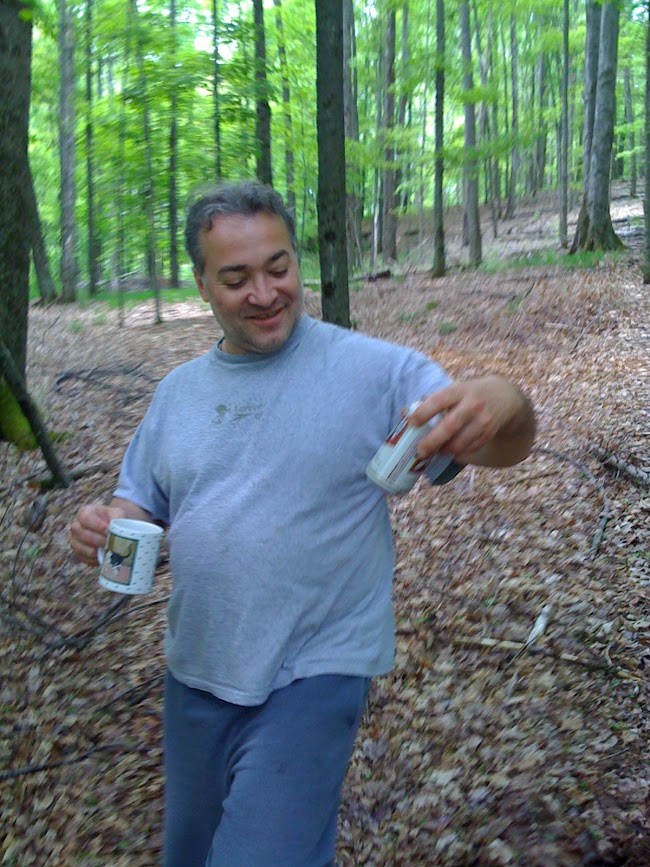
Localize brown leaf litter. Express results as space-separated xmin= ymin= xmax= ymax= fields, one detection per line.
xmin=1 ymin=200 xmax=649 ymax=866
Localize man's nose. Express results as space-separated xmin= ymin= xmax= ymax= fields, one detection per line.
xmin=248 ymin=272 xmax=278 ymax=306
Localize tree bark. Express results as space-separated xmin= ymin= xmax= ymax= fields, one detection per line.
xmin=253 ymin=0 xmax=272 ymax=185
xmin=315 ymin=0 xmax=350 ymax=327
xmin=559 ymin=0 xmax=569 ymax=247
xmin=0 ymin=336 xmax=70 ymax=487
xmin=343 ymin=0 xmax=362 ymax=271
xmin=0 ymin=1 xmax=32 ymax=379
xmin=570 ymin=0 xmax=601 ymax=253
xmin=133 ymin=0 xmax=162 ymax=322
xmin=212 ymin=0 xmax=222 ymax=179
xmin=273 ymin=0 xmax=296 ymax=215
xmin=624 ymin=66 xmax=637 ymax=197
xmin=169 ymin=0 xmax=179 ymax=288
xmin=381 ymin=10 xmax=397 ymax=262
xmin=431 ymin=0 xmax=445 ymax=277
xmin=583 ymin=0 xmax=623 ymax=252
xmin=504 ymin=14 xmax=518 ymax=219
xmin=58 ymin=0 xmax=78 ymax=302
xmin=643 ymin=0 xmax=650 ymax=284
xmin=85 ymin=0 xmax=101 ymax=297
xmin=26 ymin=168 xmax=58 ymax=303
xmin=460 ymin=0 xmax=481 ymax=265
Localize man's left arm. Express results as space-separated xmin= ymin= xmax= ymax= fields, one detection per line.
xmin=409 ymin=375 xmax=536 ymax=469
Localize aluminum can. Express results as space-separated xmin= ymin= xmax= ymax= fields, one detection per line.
xmin=366 ymin=401 xmax=448 ymax=494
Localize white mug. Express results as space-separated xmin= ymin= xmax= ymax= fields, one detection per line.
xmin=98 ymin=518 xmax=163 ymax=595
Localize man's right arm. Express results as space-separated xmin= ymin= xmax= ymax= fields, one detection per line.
xmin=69 ymin=497 xmax=154 ymax=566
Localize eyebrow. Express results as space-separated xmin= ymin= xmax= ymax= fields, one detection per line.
xmin=217 ymin=249 xmax=290 ymax=277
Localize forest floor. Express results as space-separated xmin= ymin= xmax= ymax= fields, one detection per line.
xmin=1 ymin=188 xmax=649 ymax=866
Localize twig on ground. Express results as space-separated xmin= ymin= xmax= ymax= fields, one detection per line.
xmin=0 ymin=741 xmax=151 ymax=783
xmin=593 ymin=446 xmax=650 ymax=487
xmin=532 ymin=446 xmax=611 ymax=560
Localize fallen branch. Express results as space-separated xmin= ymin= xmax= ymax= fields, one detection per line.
xmin=532 ymin=446 xmax=611 ymax=560
xmin=593 ymin=446 xmax=650 ymax=488
xmin=0 ymin=337 xmax=70 ymax=489
xmin=0 ymin=741 xmax=151 ymax=783
xmin=33 ymin=460 xmax=118 ymax=491
xmin=449 ymin=635 xmax=612 ymax=671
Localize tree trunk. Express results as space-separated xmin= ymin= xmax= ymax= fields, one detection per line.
xmin=0 ymin=336 xmax=70 ymax=485
xmin=169 ymin=0 xmax=179 ymax=288
xmin=624 ymin=66 xmax=637 ymax=197
xmin=460 ymin=0 xmax=481 ymax=265
xmin=133 ymin=0 xmax=162 ymax=322
xmin=343 ymin=0 xmax=362 ymax=271
xmin=381 ymin=10 xmax=397 ymax=262
xmin=253 ymin=0 xmax=272 ymax=185
xmin=418 ymin=0 xmax=432 ymax=250
xmin=273 ymin=0 xmax=296 ymax=215
xmin=559 ymin=0 xmax=569 ymax=247
xmin=582 ymin=0 xmax=623 ymax=252
xmin=27 ymin=168 xmax=57 ymax=303
xmin=432 ymin=0 xmax=445 ymax=277
xmin=212 ymin=0 xmax=222 ymax=179
xmin=504 ymin=14 xmax=518 ymax=219
xmin=58 ymin=0 xmax=78 ymax=302
xmin=570 ymin=0 xmax=601 ymax=252
xmin=0 ymin=1 xmax=32 ymax=380
xmin=394 ymin=4 xmax=410 ymax=212
xmin=84 ymin=0 xmax=100 ymax=296
xmin=315 ymin=0 xmax=349 ymax=327
xmin=643 ymin=0 xmax=650 ymax=284
xmin=472 ymin=0 xmax=498 ymax=240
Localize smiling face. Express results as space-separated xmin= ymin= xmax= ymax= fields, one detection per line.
xmin=194 ymin=212 xmax=304 ymax=355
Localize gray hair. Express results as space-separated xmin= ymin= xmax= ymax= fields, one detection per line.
xmin=185 ymin=180 xmax=297 ymax=274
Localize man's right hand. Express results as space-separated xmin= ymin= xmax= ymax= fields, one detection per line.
xmin=69 ymin=503 xmax=130 ymax=565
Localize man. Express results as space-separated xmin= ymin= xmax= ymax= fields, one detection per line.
xmin=70 ymin=181 xmax=535 ymax=867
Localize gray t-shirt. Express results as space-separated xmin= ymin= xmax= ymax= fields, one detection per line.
xmin=114 ymin=315 xmax=460 ymax=705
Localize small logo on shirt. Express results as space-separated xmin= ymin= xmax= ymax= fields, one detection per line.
xmin=214 ymin=403 xmax=264 ymax=425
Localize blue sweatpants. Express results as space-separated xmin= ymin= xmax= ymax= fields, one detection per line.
xmin=163 ymin=670 xmax=370 ymax=867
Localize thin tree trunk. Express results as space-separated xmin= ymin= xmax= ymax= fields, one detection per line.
xmin=169 ymin=0 xmax=179 ymax=288
xmin=431 ymin=0 xmax=445 ymax=277
xmin=58 ymin=0 xmax=78 ymax=302
xmin=472 ymin=0 xmax=498 ymax=239
xmin=27 ymin=168 xmax=57 ymax=303
xmin=460 ymin=0 xmax=481 ymax=265
xmin=382 ymin=10 xmax=397 ymax=262
xmin=624 ymin=66 xmax=637 ymax=197
xmin=253 ymin=0 xmax=272 ymax=185
xmin=212 ymin=0 xmax=222 ymax=179
xmin=343 ymin=0 xmax=361 ymax=270
xmin=133 ymin=0 xmax=162 ymax=322
xmin=85 ymin=0 xmax=100 ymax=296
xmin=418 ymin=0 xmax=432 ymax=251
xmin=115 ymin=4 xmax=132 ymax=326
xmin=504 ymin=14 xmax=518 ymax=219
xmin=643 ymin=0 xmax=650 ymax=284
xmin=273 ymin=0 xmax=296 ymax=215
xmin=571 ymin=0 xmax=601 ymax=252
xmin=0 ymin=336 xmax=70 ymax=487
xmin=559 ymin=0 xmax=569 ymax=247
xmin=394 ymin=4 xmax=410 ymax=211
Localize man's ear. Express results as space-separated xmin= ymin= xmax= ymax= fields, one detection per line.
xmin=194 ymin=269 xmax=208 ymax=302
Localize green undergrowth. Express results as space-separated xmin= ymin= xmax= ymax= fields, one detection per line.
xmin=479 ymin=247 xmax=619 ymax=273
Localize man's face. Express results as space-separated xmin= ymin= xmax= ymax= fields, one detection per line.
xmin=194 ymin=212 xmax=304 ymax=355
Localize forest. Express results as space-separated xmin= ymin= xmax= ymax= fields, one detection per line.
xmin=1 ymin=0 xmax=650 ymax=865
